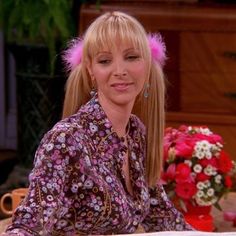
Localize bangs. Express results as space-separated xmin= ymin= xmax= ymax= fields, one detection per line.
xmin=84 ymin=12 xmax=150 ymax=60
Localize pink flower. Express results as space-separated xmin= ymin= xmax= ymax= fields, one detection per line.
xmin=162 ymin=163 xmax=176 ymax=181
xmin=175 ymin=182 xmax=197 ymax=200
xmin=175 ymin=140 xmax=195 ymax=158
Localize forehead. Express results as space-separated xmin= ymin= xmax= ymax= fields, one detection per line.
xmin=88 ymin=36 xmax=144 ymax=59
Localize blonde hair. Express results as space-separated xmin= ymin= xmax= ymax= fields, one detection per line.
xmin=62 ymin=11 xmax=165 ymax=187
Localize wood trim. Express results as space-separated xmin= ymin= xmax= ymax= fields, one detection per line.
xmin=79 ymin=3 xmax=236 ymax=33
xmin=166 ymin=112 xmax=236 ymax=125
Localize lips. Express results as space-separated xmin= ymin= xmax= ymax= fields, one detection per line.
xmin=111 ymin=82 xmax=133 ymax=91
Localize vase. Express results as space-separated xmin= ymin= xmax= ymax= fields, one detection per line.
xmin=184 ymin=204 xmax=214 ymax=232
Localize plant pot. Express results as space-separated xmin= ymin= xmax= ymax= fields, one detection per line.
xmin=184 ymin=203 xmax=214 ymax=231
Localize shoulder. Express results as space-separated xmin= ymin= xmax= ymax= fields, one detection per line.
xmin=35 ymin=112 xmax=90 ymax=162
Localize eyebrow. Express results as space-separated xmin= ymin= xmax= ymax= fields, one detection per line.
xmin=96 ymin=47 xmax=138 ymax=55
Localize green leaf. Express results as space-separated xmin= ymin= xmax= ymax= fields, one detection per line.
xmin=214 ymin=202 xmax=222 ymax=211
xmin=1 ymin=0 xmax=75 ymax=74
xmin=179 ymin=199 xmax=187 ymax=213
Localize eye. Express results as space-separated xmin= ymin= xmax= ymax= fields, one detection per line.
xmin=98 ymin=59 xmax=111 ymax=64
xmin=126 ymin=54 xmax=140 ymax=61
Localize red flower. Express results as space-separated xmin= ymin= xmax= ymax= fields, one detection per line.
xmin=175 ymin=182 xmax=197 ymax=200
xmin=218 ymin=151 xmax=233 ymax=173
xmin=199 ymin=157 xmax=218 ymax=168
xmin=162 ymin=125 xmax=235 ymax=210
xmin=224 ymin=175 xmax=232 ymax=188
xmin=175 ymin=163 xmax=191 ymax=183
xmin=196 ymin=172 xmax=210 ymax=182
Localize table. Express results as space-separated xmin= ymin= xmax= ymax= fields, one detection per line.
xmin=0 ymin=193 xmax=236 ymax=234
xmin=212 ymin=192 xmax=236 ymax=232
xmin=0 ymin=217 xmax=11 ymax=234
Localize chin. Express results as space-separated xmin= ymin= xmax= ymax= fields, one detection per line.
xmin=111 ymin=94 xmax=136 ymax=107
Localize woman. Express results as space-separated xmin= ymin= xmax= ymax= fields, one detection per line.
xmin=3 ymin=11 xmax=193 ymax=235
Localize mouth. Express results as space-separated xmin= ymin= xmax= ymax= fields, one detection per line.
xmin=111 ymin=82 xmax=133 ymax=91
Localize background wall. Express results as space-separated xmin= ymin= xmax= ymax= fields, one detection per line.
xmin=0 ymin=31 xmax=17 ymax=150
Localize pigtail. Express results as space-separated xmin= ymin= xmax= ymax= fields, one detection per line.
xmin=136 ymin=62 xmax=165 ymax=187
xmin=62 ymin=65 xmax=91 ymax=119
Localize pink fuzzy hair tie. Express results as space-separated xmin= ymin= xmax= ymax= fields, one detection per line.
xmin=62 ymin=37 xmax=83 ymax=71
xmin=62 ymin=33 xmax=167 ymax=71
xmin=147 ymin=33 xmax=167 ymax=66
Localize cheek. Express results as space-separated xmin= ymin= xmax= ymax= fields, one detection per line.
xmin=131 ymin=63 xmax=148 ymax=84
xmin=92 ymin=67 xmax=109 ymax=84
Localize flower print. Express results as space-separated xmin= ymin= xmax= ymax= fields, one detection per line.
xmin=84 ymin=155 xmax=91 ymax=166
xmin=98 ymin=130 xmax=105 ymax=137
xmin=45 ymin=208 xmax=54 ymax=217
xmin=105 ymin=176 xmax=113 ymax=183
xmin=84 ymin=179 xmax=94 ymax=189
xmin=46 ymin=195 xmax=54 ymax=202
xmin=75 ymin=221 xmax=84 ymax=229
xmin=94 ymin=205 xmax=100 ymax=211
xmin=42 ymin=186 xmax=48 ymax=193
xmin=131 ymin=152 xmax=137 ymax=160
xmin=150 ymin=198 xmax=158 ymax=205
xmin=46 ymin=143 xmax=54 ymax=151
xmin=57 ymin=133 xmax=66 ymax=143
xmin=57 ymin=219 xmax=68 ymax=228
xmin=71 ymin=183 xmax=79 ymax=193
xmin=30 ymin=202 xmax=36 ymax=208
xmin=89 ymin=123 xmax=98 ymax=133
xmin=46 ymin=183 xmax=53 ymax=189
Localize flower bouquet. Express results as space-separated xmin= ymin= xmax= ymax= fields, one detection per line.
xmin=161 ymin=125 xmax=235 ymax=231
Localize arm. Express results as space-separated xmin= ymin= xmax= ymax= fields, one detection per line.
xmin=4 ymin=126 xmax=73 ymax=236
xmin=141 ymin=184 xmax=195 ymax=232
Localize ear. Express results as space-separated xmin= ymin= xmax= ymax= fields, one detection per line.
xmin=86 ymin=61 xmax=94 ymax=80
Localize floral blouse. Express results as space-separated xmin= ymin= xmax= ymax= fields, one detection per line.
xmin=5 ymin=95 xmax=193 ymax=235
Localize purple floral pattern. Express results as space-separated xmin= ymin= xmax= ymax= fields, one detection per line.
xmin=6 ymin=95 xmax=193 ymax=235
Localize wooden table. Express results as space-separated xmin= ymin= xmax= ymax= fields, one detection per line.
xmin=0 ymin=217 xmax=11 ymax=234
xmin=212 ymin=192 xmax=236 ymax=232
xmin=0 ymin=193 xmax=236 ymax=234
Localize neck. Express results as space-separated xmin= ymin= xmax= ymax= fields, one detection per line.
xmin=98 ymin=96 xmax=133 ymax=137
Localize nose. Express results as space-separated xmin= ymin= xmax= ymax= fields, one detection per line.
xmin=113 ymin=59 xmax=127 ymax=77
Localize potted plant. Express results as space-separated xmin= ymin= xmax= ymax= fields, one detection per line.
xmin=0 ymin=0 xmax=75 ymax=168
xmin=161 ymin=125 xmax=236 ymax=231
